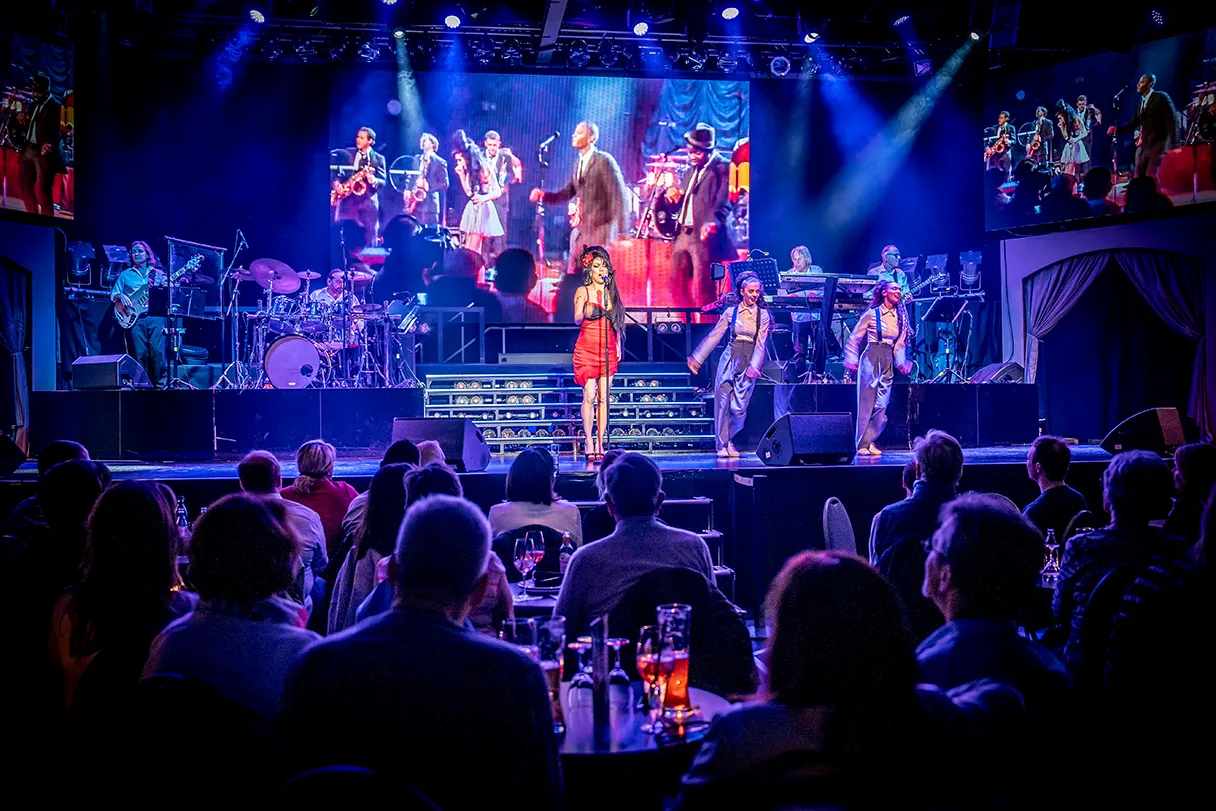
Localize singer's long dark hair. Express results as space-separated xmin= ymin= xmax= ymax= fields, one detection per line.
xmin=451 ymin=128 xmax=492 ymax=195
xmin=580 ymin=245 xmax=626 ymax=334
xmin=869 ymin=280 xmax=913 ymax=340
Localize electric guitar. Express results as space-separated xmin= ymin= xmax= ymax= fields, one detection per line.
xmin=905 ymin=271 xmax=951 ymax=301
xmin=114 ymin=255 xmax=200 ymax=329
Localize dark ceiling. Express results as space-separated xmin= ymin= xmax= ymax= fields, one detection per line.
xmin=15 ymin=1 xmax=1216 ymax=79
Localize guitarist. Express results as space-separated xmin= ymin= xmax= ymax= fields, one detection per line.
xmin=110 ymin=241 xmax=168 ymax=388
xmin=867 ymin=245 xmax=912 ymax=299
xmin=985 ymin=111 xmax=1016 ymax=179
xmin=334 ymin=126 xmax=387 ymax=249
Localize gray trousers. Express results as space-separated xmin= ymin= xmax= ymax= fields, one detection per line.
xmin=856 ymin=343 xmax=894 ymax=449
xmin=714 ymin=340 xmax=758 ymax=450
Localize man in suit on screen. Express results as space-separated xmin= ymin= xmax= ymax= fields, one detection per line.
xmin=530 ymin=121 xmax=627 ymax=275
xmin=1108 ymin=73 xmax=1177 ymax=180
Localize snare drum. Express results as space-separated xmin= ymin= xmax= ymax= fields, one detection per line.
xmin=299 ymin=300 xmax=333 ymax=335
xmin=264 ymin=334 xmax=327 ymax=389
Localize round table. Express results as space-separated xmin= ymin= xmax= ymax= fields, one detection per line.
xmin=558 ymin=682 xmax=733 ymax=756
xmin=510 ymin=582 xmax=557 ymax=617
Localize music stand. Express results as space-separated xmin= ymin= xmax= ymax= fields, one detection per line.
xmin=728 ymin=257 xmax=780 ymax=295
xmin=101 ymin=244 xmax=129 ymax=290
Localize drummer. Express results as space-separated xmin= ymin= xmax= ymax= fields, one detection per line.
xmin=311 ymin=268 xmax=363 ymax=309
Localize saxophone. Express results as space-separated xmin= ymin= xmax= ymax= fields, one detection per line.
xmin=330 ymin=163 xmax=376 ymax=206
xmin=405 ymin=152 xmax=430 ymax=214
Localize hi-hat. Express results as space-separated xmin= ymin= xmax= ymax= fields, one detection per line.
xmin=248 ymin=258 xmax=301 ymax=293
xmin=297 ymin=270 xmax=321 ymax=280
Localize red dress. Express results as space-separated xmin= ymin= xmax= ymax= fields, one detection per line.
xmin=573 ymin=292 xmax=619 ymax=386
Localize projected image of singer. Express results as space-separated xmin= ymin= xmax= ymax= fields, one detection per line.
xmin=1108 ymin=73 xmax=1177 ymax=180
xmin=572 ymin=246 xmax=624 ymax=462
xmin=666 ymin=123 xmax=735 ymax=308
xmin=452 ymin=129 xmax=504 ymax=262
xmin=529 ymin=121 xmax=627 ymax=275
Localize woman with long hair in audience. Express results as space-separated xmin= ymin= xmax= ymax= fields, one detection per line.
xmin=327 ymin=463 xmax=410 ymax=634
xmin=49 ymin=481 xmax=195 ymax=718
xmin=488 ymin=447 xmax=582 ymax=544
xmin=281 ymin=439 xmax=358 ymax=556
xmin=142 ymin=494 xmax=319 ymax=723
xmin=676 ymin=550 xmax=1021 ymax=809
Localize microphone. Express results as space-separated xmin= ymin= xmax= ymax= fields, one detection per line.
xmin=539 ymin=130 xmax=560 ymax=149
xmin=1113 ymin=85 xmax=1126 ymax=100
xmin=237 ymin=229 xmax=248 ymax=248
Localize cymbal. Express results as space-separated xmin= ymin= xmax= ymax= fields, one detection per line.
xmin=352 ymin=302 xmax=383 ymax=313
xmin=345 ymin=269 xmax=374 ymax=285
xmin=248 ymin=258 xmax=301 ymax=293
xmin=297 ymin=270 xmax=321 ymax=280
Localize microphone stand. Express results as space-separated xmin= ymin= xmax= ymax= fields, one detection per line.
xmin=214 ymin=231 xmax=247 ymax=389
xmin=536 ymin=138 xmax=552 ymax=269
xmin=1110 ymin=90 xmax=1124 ymax=177
xmin=602 ymin=273 xmax=613 ymax=457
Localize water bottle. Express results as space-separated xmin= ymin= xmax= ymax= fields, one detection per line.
xmin=176 ymin=496 xmax=190 ymax=542
xmin=559 ymin=532 xmax=575 ymax=574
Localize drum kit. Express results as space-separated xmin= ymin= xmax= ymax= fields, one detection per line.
xmin=634 ymin=153 xmax=689 ymax=240
xmin=1183 ymin=80 xmax=1216 ymax=145
xmin=232 ymin=258 xmax=415 ymax=389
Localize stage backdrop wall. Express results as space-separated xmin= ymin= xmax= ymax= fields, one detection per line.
xmin=0 ymin=220 xmax=57 ymax=395
xmin=1001 ymin=208 xmax=1216 ymax=436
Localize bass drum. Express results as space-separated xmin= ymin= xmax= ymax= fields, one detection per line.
xmin=265 ymin=335 xmax=324 ymax=389
xmin=651 ymin=189 xmax=682 ymax=240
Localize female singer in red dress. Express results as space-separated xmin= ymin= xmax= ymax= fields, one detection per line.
xmin=573 ymin=246 xmax=625 ymax=461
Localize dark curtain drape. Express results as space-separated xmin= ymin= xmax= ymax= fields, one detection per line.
xmin=7 ymin=31 xmax=74 ymax=96
xmin=1039 ymin=261 xmax=1194 ymax=441
xmin=0 ymin=257 xmax=31 ymax=450
xmin=643 ymin=81 xmax=750 ymax=157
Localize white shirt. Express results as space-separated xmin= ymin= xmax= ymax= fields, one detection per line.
xmin=1140 ymin=90 xmax=1152 ymax=112
xmin=310 ymin=287 xmax=360 ymax=307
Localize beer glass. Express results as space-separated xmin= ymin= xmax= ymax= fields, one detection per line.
xmin=658 ymin=603 xmax=693 ymax=720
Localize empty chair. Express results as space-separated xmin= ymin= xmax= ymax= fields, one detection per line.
xmin=822 ymin=497 xmax=856 ymax=554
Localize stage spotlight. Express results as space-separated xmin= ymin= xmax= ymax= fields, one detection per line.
xmin=382 ymin=0 xmax=398 ymax=4
xmin=444 ymin=13 xmax=462 ymax=29
xmin=393 ymin=27 xmax=405 ymax=39
xmin=249 ymin=9 xmax=265 ymax=23
xmin=598 ymin=39 xmax=623 ymax=68
xmin=969 ymin=30 xmax=981 ymax=41
xmin=721 ymin=5 xmax=740 ymax=20
xmin=716 ymin=49 xmax=738 ymax=71
xmin=633 ymin=20 xmax=650 ymax=36
xmin=295 ymin=40 xmax=318 ymax=60
xmin=568 ymin=40 xmax=591 ymax=68
xmin=473 ymin=35 xmax=495 ymax=65
xmin=329 ymin=42 xmax=347 ymax=61
xmin=263 ymin=40 xmax=284 ymax=60
xmin=1150 ymin=9 xmax=1164 ymax=25
xmin=357 ymin=41 xmax=379 ymax=62
xmin=913 ymin=59 xmax=932 ymax=76
xmin=893 ymin=14 xmax=910 ymax=27
xmin=803 ymin=32 xmax=819 ymax=43
xmin=770 ymin=55 xmax=791 ymax=76
xmin=685 ymin=46 xmax=706 ymax=71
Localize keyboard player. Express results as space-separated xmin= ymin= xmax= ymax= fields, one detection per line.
xmin=868 ymin=245 xmax=912 ymax=299
xmin=785 ymin=246 xmax=823 ymax=364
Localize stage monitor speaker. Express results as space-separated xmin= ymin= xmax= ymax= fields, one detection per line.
xmin=71 ymin=354 xmax=152 ymax=390
xmin=969 ymin=361 xmax=1024 ymax=384
xmin=0 ymin=431 xmax=26 ymax=477
xmin=756 ymin=413 xmax=856 ymax=466
xmin=1100 ymin=407 xmax=1196 ymax=457
xmin=391 ymin=417 xmax=491 ymax=472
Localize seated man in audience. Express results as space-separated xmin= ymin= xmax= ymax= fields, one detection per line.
xmin=1023 ymin=435 xmax=1087 ymax=540
xmin=919 ymin=493 xmax=1073 ymax=722
xmin=901 ymin=458 xmax=917 ymax=500
xmin=4 ymin=440 xmax=89 ymax=534
xmin=280 ymin=496 xmax=561 ymax=810
xmin=554 ymin=453 xmax=715 ymax=636
xmin=340 ymin=439 xmax=420 ymax=538
xmin=238 ymin=451 xmax=327 ymax=613
xmin=1053 ymin=450 xmax=1188 ymax=672
xmin=416 ymin=440 xmax=445 ymax=467
xmin=1163 ymin=442 xmax=1216 ymax=543
xmin=869 ymin=430 xmax=964 ymax=565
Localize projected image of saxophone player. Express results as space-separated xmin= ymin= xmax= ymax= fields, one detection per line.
xmin=406 ymin=133 xmax=449 ymax=227
xmin=332 ymin=126 xmax=387 ymax=249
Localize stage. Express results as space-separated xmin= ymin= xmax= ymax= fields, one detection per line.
xmin=0 ymin=443 xmax=1113 ymax=614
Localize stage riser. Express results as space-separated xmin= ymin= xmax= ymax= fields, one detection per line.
xmin=738 ymin=383 xmax=1039 ymax=450
xmin=29 ymin=389 xmax=425 ymax=460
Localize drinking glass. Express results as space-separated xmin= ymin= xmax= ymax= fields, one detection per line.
xmin=1040 ymin=530 xmax=1062 ymax=583
xmin=500 ymin=618 xmax=539 ymax=661
xmin=636 ymin=625 xmax=673 ymax=733
xmin=539 ymin=616 xmax=566 ymax=733
xmin=658 ymin=603 xmax=693 ymax=720
xmin=513 ymin=535 xmax=539 ymax=601
xmin=567 ymin=635 xmax=594 ymax=703
xmin=606 ymin=637 xmax=631 ymax=687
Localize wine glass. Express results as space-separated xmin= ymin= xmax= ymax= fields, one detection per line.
xmin=525 ymin=530 xmax=545 ymax=591
xmin=1040 ymin=529 xmax=1062 ymax=583
xmin=636 ymin=625 xmax=673 ymax=733
xmin=606 ymin=637 xmax=631 ymax=687
xmin=513 ymin=535 xmax=538 ymax=601
xmin=567 ymin=635 xmax=594 ymax=704
xmin=500 ymin=618 xmax=538 ymax=661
